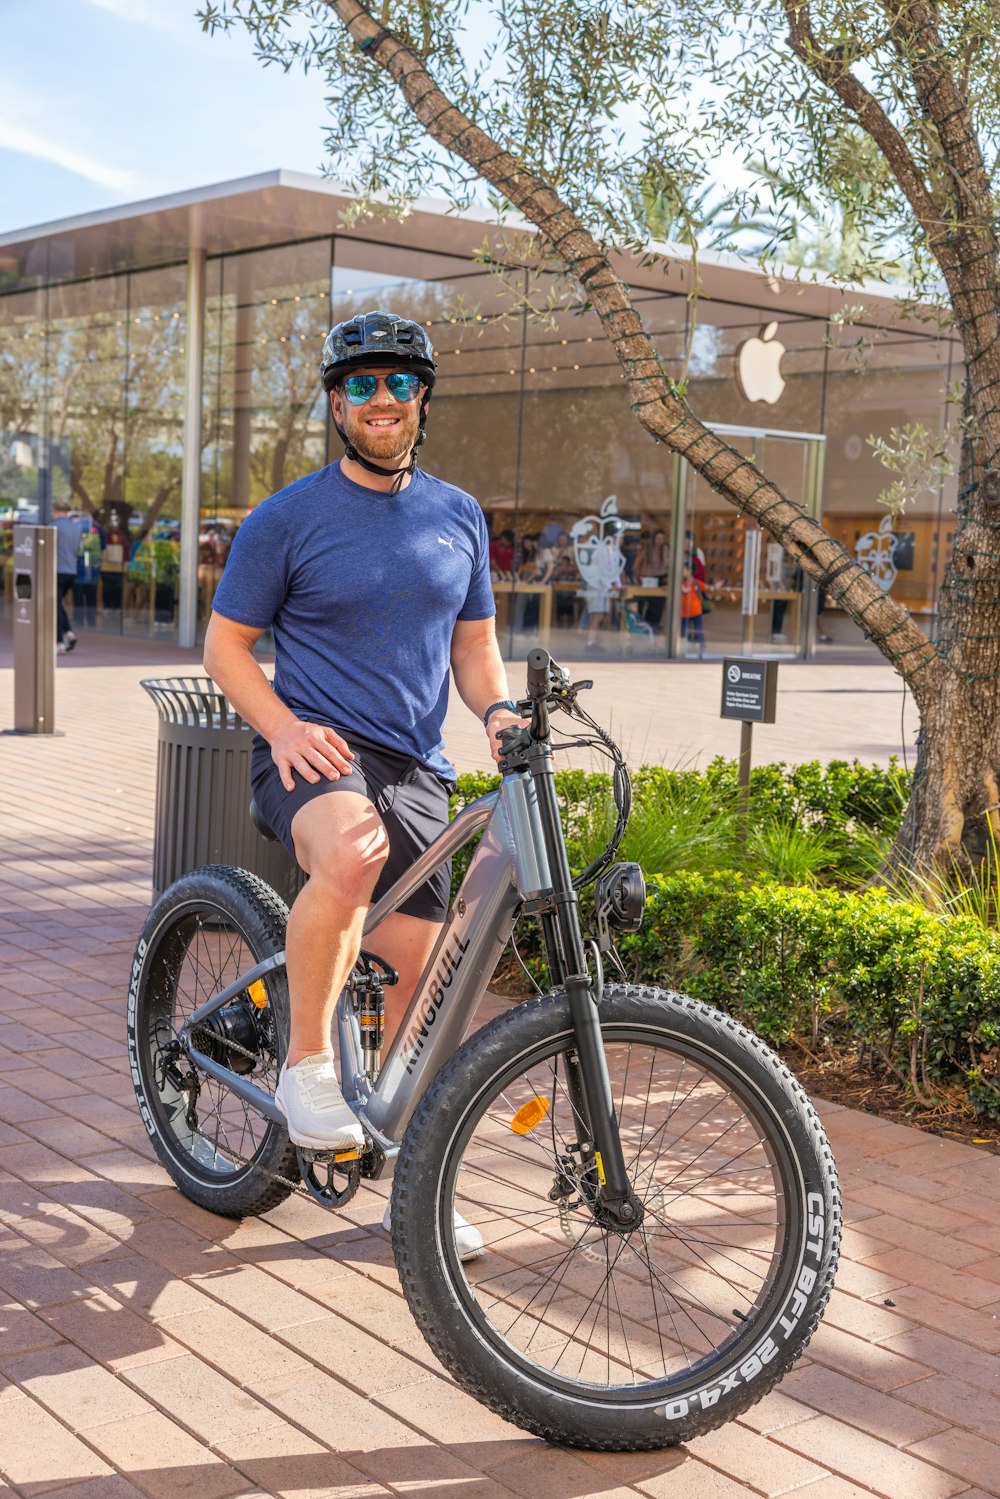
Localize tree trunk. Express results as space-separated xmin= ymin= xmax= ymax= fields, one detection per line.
xmin=892 ymin=389 xmax=1000 ymax=869
xmin=323 ymin=0 xmax=1000 ymax=873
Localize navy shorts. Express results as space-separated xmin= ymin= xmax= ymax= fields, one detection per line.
xmin=250 ymin=731 xmax=455 ymax=922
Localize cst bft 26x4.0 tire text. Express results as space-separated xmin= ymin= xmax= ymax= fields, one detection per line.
xmin=391 ymin=984 xmax=840 ymax=1451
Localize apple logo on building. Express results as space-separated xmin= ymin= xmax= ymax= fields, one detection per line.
xmin=736 ymin=321 xmax=786 ymax=404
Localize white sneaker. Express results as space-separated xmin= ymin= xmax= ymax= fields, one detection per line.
xmin=274 ymin=1053 xmax=364 ymax=1150
xmin=382 ymin=1201 xmax=485 ymax=1262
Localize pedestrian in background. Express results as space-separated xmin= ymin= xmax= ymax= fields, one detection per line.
xmin=680 ymin=561 xmax=706 ymax=655
xmin=51 ymin=499 xmax=83 ymax=653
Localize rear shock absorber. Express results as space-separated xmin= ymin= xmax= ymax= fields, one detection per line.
xmin=350 ymin=950 xmax=397 ymax=1079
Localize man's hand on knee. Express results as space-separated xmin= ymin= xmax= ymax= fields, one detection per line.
xmin=272 ymin=722 xmax=356 ymax=791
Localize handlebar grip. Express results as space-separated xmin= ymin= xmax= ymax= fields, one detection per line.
xmin=526 ymin=647 xmax=552 ymax=699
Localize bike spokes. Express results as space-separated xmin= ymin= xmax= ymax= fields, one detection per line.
xmin=448 ymin=1035 xmax=788 ymax=1391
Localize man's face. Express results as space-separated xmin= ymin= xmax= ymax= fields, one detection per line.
xmin=331 ymin=365 xmax=424 ymax=465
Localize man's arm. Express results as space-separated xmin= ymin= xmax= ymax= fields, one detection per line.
xmin=450 ymin=616 xmax=526 ymax=765
xmin=203 ymin=611 xmax=355 ymax=792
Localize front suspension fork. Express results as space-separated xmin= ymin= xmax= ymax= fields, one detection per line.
xmin=563 ymin=973 xmax=643 ymax=1229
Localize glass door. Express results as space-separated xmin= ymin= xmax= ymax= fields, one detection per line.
xmin=671 ymin=426 xmax=825 ymax=658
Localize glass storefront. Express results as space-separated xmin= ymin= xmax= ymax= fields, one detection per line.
xmin=0 ymin=265 xmax=186 ymax=637
xmin=0 ymin=190 xmax=962 ymax=659
xmin=200 ymin=240 xmax=331 ymax=620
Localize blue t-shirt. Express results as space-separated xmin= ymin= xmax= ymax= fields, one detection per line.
xmin=211 ymin=463 xmax=495 ymax=778
xmin=53 ymin=514 xmax=86 ymax=574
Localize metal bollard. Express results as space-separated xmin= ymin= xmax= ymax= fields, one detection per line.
xmin=11 ymin=524 xmax=57 ymax=735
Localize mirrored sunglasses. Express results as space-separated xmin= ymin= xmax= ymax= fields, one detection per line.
xmin=340 ymin=371 xmax=423 ymax=405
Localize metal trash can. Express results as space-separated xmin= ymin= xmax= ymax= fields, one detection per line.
xmin=142 ymin=676 xmax=305 ymax=907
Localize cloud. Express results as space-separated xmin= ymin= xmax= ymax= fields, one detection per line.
xmin=0 ymin=115 xmax=148 ymax=196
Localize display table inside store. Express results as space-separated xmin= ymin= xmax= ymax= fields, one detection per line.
xmin=492 ymin=582 xmax=555 ymax=642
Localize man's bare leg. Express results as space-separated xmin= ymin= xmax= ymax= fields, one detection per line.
xmin=273 ymin=792 xmax=389 ymax=1149
xmin=285 ymin=791 xmax=389 ymax=1065
xmin=366 ymin=907 xmax=483 ymax=1257
xmin=367 ymin=910 xmax=443 ymax=1050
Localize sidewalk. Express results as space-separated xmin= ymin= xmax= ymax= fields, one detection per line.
xmin=1 ymin=636 xmax=999 ymax=1499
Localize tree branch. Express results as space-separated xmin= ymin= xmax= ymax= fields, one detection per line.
xmin=782 ymin=1 xmax=957 ymax=277
xmin=322 ymin=0 xmax=941 ymax=698
xmin=882 ymin=0 xmax=993 ymax=228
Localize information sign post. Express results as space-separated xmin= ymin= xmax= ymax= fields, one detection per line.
xmin=720 ymin=658 xmax=778 ymax=839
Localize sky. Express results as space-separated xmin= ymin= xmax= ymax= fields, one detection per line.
xmin=0 ymin=0 xmax=339 ymax=235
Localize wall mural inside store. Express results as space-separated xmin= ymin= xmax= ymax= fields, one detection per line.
xmin=570 ymin=494 xmax=638 ymax=597
xmin=855 ymin=512 xmax=904 ymax=592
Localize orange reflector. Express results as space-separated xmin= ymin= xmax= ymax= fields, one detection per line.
xmin=333 ymin=1149 xmax=361 ymax=1163
xmin=247 ymin=980 xmax=267 ymax=1008
xmin=511 ymin=1097 xmax=550 ymax=1135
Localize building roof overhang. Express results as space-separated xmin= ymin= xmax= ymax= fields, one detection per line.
xmin=0 ymin=169 xmax=951 ymax=337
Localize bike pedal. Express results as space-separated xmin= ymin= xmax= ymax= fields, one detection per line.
xmin=299 ymin=1146 xmax=362 ymax=1164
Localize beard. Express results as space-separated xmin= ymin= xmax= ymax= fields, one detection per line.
xmin=343 ymin=403 xmax=421 ymax=466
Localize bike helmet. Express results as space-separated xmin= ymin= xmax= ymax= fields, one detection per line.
xmin=320 ymin=310 xmax=437 ymax=391
xmin=320 ymin=311 xmax=437 ymax=492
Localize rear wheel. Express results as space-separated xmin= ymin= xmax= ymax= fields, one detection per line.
xmin=392 ymin=985 xmax=840 ymax=1449
xmin=127 ymin=865 xmax=299 ymax=1217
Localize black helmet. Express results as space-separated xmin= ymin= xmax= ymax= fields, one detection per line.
xmin=321 ymin=310 xmax=437 ymax=492
xmin=320 ymin=310 xmax=437 ymax=392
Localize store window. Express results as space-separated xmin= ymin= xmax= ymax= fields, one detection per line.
xmin=0 ymin=285 xmax=46 ymax=621
xmin=0 ymin=269 xmax=187 ymax=637
xmin=201 ymin=240 xmax=331 ymax=626
xmin=822 ymin=328 xmax=957 ymax=651
xmin=502 ymin=281 xmax=685 ymax=660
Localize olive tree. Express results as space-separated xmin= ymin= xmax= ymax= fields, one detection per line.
xmin=202 ymin=0 xmax=1000 ymax=869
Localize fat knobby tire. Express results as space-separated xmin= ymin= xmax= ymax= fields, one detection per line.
xmin=127 ymin=864 xmax=299 ymax=1218
xmin=392 ymin=984 xmax=841 ymax=1450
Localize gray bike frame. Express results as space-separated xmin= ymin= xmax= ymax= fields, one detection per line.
xmin=182 ymin=772 xmax=553 ymax=1156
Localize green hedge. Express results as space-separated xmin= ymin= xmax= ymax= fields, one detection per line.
xmin=621 ymin=874 xmax=1000 ymax=1117
xmin=449 ymin=757 xmax=912 ymax=889
xmin=447 ymin=759 xmax=999 ymax=1117
xmin=452 ymin=757 xmax=912 ymax=836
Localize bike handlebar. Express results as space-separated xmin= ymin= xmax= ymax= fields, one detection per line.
xmin=525 ymin=646 xmax=553 ymax=700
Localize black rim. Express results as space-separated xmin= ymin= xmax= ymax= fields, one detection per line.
xmin=438 ymin=1022 xmax=805 ymax=1404
xmin=137 ymin=901 xmax=282 ymax=1184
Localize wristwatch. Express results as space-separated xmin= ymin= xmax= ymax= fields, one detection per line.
xmin=482 ymin=699 xmax=517 ymax=725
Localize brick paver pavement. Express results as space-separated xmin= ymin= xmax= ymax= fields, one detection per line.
xmin=1 ymin=630 xmax=998 ymax=1498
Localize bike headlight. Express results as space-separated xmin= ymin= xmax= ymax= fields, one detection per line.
xmin=594 ymin=862 xmax=646 ymax=934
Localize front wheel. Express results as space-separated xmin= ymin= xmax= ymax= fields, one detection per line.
xmin=392 ymin=985 xmax=840 ymax=1450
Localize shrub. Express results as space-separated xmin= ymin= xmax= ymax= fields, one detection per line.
xmin=619 ymin=873 xmax=1000 ymax=1117
xmin=450 ymin=756 xmax=911 ymax=889
xmin=446 ymin=757 xmax=1000 ymax=1114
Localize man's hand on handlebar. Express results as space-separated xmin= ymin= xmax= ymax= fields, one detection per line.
xmin=271 ymin=721 xmax=355 ymax=792
xmin=485 ymin=707 xmax=530 ymax=766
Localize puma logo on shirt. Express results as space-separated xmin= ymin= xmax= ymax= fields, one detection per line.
xmin=438 ymin=536 xmax=456 ymax=551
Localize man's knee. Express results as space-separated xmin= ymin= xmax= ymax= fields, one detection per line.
xmin=292 ymin=794 xmax=389 ymax=903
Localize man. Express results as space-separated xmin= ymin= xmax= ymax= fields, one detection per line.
xmin=203 ymin=312 xmax=522 ymax=1256
xmin=51 ymin=500 xmax=82 ymax=653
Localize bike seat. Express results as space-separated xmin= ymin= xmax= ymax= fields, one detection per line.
xmin=249 ymin=799 xmax=278 ymax=842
